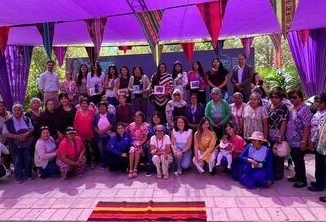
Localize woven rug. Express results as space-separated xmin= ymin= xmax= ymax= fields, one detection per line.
xmin=87 ymin=201 xmax=207 ymax=221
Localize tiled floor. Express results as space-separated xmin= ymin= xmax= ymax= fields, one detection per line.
xmin=0 ymin=154 xmax=325 ymax=221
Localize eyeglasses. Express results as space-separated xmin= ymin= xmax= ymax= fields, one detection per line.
xmin=155 ymin=130 xmax=164 ymax=133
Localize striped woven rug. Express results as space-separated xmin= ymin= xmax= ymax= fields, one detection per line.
xmin=87 ymin=201 xmax=207 ymax=221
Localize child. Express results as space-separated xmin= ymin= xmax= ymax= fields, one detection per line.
xmin=215 ymin=135 xmax=234 ymax=169
xmin=0 ymin=142 xmax=9 ymax=178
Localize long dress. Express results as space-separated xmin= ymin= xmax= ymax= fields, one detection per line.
xmin=233 ymin=143 xmax=274 ymax=189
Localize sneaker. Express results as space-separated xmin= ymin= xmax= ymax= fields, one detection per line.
xmin=287 ymin=176 xmax=297 ymax=182
xmin=174 ymin=170 xmax=182 ymax=176
xmin=293 ymin=181 xmax=307 ymax=188
xmin=227 ymin=165 xmax=231 ymax=170
xmin=308 ymin=185 xmax=324 ymax=192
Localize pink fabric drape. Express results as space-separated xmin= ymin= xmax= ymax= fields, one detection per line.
xmin=180 ymin=42 xmax=195 ymax=64
xmin=53 ymin=47 xmax=68 ymax=67
xmin=118 ymin=46 xmax=132 ymax=54
xmin=0 ymin=26 xmax=9 ymax=55
xmin=270 ymin=33 xmax=282 ymax=69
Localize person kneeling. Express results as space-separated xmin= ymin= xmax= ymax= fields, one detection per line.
xmin=234 ymin=131 xmax=274 ymax=189
xmin=56 ymin=127 xmax=86 ymax=179
xmin=150 ymin=125 xmax=173 ymax=179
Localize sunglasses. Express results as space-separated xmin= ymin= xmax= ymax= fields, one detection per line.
xmin=40 ymin=126 xmax=49 ymax=130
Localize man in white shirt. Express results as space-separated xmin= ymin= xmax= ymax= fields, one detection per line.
xmin=39 ymin=60 xmax=60 ymax=107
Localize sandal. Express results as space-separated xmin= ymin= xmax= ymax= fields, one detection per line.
xmin=132 ymin=169 xmax=138 ymax=178
xmin=128 ymin=170 xmax=133 ymax=179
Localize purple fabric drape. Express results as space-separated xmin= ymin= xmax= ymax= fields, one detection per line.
xmin=0 ymin=46 xmax=33 ymax=109
xmin=53 ymin=46 xmax=68 ymax=67
xmin=287 ymin=28 xmax=326 ymax=97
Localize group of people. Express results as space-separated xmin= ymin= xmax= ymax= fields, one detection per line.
xmin=0 ymin=53 xmax=326 ymax=202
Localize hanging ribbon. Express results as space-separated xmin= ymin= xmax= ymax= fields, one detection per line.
xmin=136 ymin=9 xmax=163 ymax=64
xmin=197 ymin=0 xmax=227 ymax=49
xmin=53 ymin=47 xmax=68 ymax=67
xmin=118 ymin=45 xmax=133 ymax=54
xmin=36 ymin=22 xmax=55 ymax=59
xmin=299 ymin=29 xmax=310 ymax=46
xmin=0 ymin=26 xmax=10 ymax=56
xmin=240 ymin=37 xmax=254 ymax=58
xmin=180 ymin=42 xmax=195 ymax=64
xmin=85 ymin=47 xmax=96 ymax=66
xmin=270 ymin=33 xmax=282 ymax=69
xmin=85 ymin=18 xmax=107 ymax=63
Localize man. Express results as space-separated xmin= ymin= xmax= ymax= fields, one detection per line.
xmin=39 ymin=60 xmax=60 ymax=107
xmin=2 ymin=103 xmax=34 ymax=183
xmin=231 ymin=54 xmax=254 ymax=102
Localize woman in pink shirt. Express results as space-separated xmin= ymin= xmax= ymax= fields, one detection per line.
xmin=187 ymin=61 xmax=208 ymax=105
xmin=74 ymin=97 xmax=96 ymax=168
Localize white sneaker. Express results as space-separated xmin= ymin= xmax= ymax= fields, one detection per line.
xmin=174 ymin=170 xmax=182 ymax=176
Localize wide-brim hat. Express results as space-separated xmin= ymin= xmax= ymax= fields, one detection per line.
xmin=65 ymin=126 xmax=76 ymax=134
xmin=248 ymin=131 xmax=268 ymax=142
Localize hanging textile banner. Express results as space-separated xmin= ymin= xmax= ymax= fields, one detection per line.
xmin=36 ymin=22 xmax=55 ymax=59
xmin=53 ymin=46 xmax=68 ymax=67
xmin=270 ymin=33 xmax=282 ymax=69
xmin=118 ymin=45 xmax=133 ymax=54
xmin=0 ymin=46 xmax=34 ymax=109
xmin=240 ymin=37 xmax=254 ymax=58
xmin=136 ymin=9 xmax=163 ymax=64
xmin=299 ymin=29 xmax=310 ymax=46
xmin=180 ymin=42 xmax=195 ymax=64
xmin=85 ymin=47 xmax=96 ymax=66
xmin=197 ymin=0 xmax=227 ymax=49
xmin=156 ymin=44 xmax=164 ymax=66
xmin=270 ymin=0 xmax=297 ymax=38
xmin=85 ymin=18 xmax=107 ymax=63
xmin=0 ymin=26 xmax=10 ymax=55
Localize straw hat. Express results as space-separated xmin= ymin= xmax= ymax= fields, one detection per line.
xmin=248 ymin=131 xmax=268 ymax=142
xmin=65 ymin=126 xmax=76 ymax=134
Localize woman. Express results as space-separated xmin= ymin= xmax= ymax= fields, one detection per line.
xmin=308 ymin=93 xmax=326 ymax=192
xmin=76 ymin=64 xmax=89 ymax=97
xmin=187 ymin=61 xmax=207 ymax=105
xmin=268 ymin=88 xmax=289 ymax=180
xmin=171 ymin=116 xmax=193 ymax=175
xmin=243 ymin=93 xmax=269 ymax=140
xmin=150 ymin=125 xmax=173 ymax=179
xmin=235 ymin=131 xmax=273 ymax=189
xmin=116 ymin=66 xmax=131 ymax=103
xmin=93 ymin=101 xmax=116 ymax=168
xmin=107 ymin=123 xmax=132 ymax=172
xmin=165 ymin=89 xmax=187 ymax=129
xmin=151 ymin=63 xmax=173 ymax=123
xmin=148 ymin=112 xmax=167 ymax=138
xmin=207 ymin=58 xmax=229 ymax=99
xmin=205 ymin=88 xmax=232 ymax=139
xmin=286 ymin=89 xmax=312 ymax=188
xmin=128 ymin=65 xmax=150 ymax=118
xmin=39 ymin=100 xmax=57 ymax=139
xmin=185 ymin=93 xmax=205 ymax=131
xmin=0 ymin=101 xmax=12 ymax=174
xmin=104 ymin=65 xmax=118 ymax=107
xmin=172 ymin=61 xmax=188 ymax=99
xmin=34 ymin=126 xmax=60 ymax=178
xmin=126 ymin=111 xmax=149 ymax=178
xmin=55 ymin=93 xmax=76 ymax=139
xmin=230 ymin=92 xmax=246 ymax=136
xmin=86 ymin=62 xmax=104 ymax=105
xmin=56 ymin=127 xmax=86 ymax=179
xmin=192 ymin=118 xmax=217 ymax=174
xmin=116 ymin=94 xmax=134 ymax=127
xmin=60 ymin=71 xmax=77 ymax=105
xmin=74 ymin=97 xmax=96 ymax=168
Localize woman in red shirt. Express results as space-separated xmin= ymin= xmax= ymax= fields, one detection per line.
xmin=187 ymin=61 xmax=207 ymax=105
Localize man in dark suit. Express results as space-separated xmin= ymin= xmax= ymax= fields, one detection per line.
xmin=185 ymin=93 xmax=205 ymax=131
xmin=231 ymin=54 xmax=254 ymax=102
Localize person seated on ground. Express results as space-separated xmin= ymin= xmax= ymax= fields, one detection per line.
xmin=107 ymin=123 xmax=132 ymax=172
xmin=193 ymin=117 xmax=217 ymax=175
xmin=233 ymin=131 xmax=274 ymax=189
xmin=185 ymin=93 xmax=205 ymax=132
xmin=56 ymin=127 xmax=86 ymax=179
xmin=116 ymin=94 xmax=134 ymax=127
xmin=150 ymin=125 xmax=173 ymax=179
xmin=148 ymin=111 xmax=167 ymax=138
xmin=34 ymin=126 xmax=60 ymax=178
xmin=0 ymin=142 xmax=9 ymax=179
xmin=215 ymin=135 xmax=234 ymax=169
xmin=126 ymin=111 xmax=149 ymax=179
xmin=171 ymin=116 xmax=192 ymax=176
xmin=165 ymin=89 xmax=187 ymax=130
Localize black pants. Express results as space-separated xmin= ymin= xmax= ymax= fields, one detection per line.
xmin=315 ymin=152 xmax=326 ymax=188
xmin=107 ymin=151 xmax=128 ymax=171
xmin=0 ymin=165 xmax=6 ymax=178
xmin=190 ymin=90 xmax=206 ymax=105
xmin=291 ymin=148 xmax=307 ymax=183
xmin=154 ymin=103 xmax=167 ymax=124
xmin=273 ymin=155 xmax=285 ymax=180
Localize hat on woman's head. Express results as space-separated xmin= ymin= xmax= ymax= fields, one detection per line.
xmin=248 ymin=131 xmax=267 ymax=142
xmin=174 ymin=60 xmax=182 ymax=65
xmin=65 ymin=126 xmax=76 ymax=134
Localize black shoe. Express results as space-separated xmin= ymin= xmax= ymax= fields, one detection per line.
xmin=310 ymin=181 xmax=317 ymax=186
xmin=287 ymin=176 xmax=298 ymax=182
xmin=319 ymin=196 xmax=326 ymax=202
xmin=293 ymin=181 xmax=307 ymax=188
xmin=210 ymin=167 xmax=216 ymax=176
xmin=308 ymin=185 xmax=324 ymax=192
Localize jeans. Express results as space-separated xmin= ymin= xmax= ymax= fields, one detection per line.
xmin=13 ymin=147 xmax=32 ymax=181
xmin=0 ymin=165 xmax=6 ymax=178
xmin=38 ymin=160 xmax=60 ymax=178
xmin=315 ymin=151 xmax=326 ymax=188
xmin=84 ymin=139 xmax=97 ymax=164
xmin=97 ymin=136 xmax=110 ymax=167
xmin=291 ymin=147 xmax=307 ymax=183
xmin=132 ymin=96 xmax=148 ymax=119
xmin=107 ymin=151 xmax=129 ymax=171
xmin=175 ymin=150 xmax=192 ymax=171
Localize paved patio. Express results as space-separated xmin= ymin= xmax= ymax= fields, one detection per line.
xmin=0 ymin=154 xmax=325 ymax=221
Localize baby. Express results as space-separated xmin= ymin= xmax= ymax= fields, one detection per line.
xmin=215 ymin=135 xmax=234 ymax=169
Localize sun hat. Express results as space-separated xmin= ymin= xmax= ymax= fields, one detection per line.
xmin=248 ymin=131 xmax=268 ymax=142
xmin=65 ymin=126 xmax=76 ymax=134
